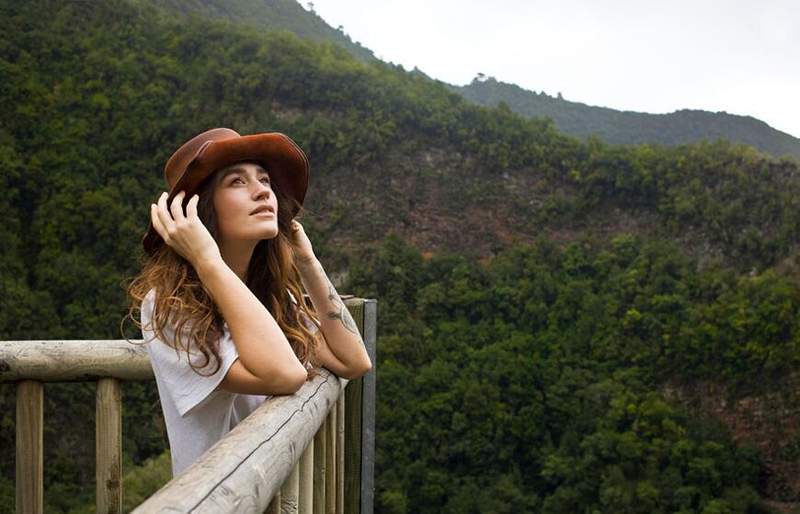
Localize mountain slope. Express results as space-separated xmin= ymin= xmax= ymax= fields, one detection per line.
xmin=149 ymin=0 xmax=375 ymax=61
xmin=454 ymin=77 xmax=800 ymax=159
xmin=149 ymin=0 xmax=800 ymax=159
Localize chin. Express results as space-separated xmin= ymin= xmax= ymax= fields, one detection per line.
xmin=239 ymin=229 xmax=277 ymax=240
xmin=258 ymin=228 xmax=280 ymax=240
xmin=226 ymin=227 xmax=277 ymax=241
xmin=222 ymin=218 xmax=279 ymax=241
xmin=246 ymin=220 xmax=279 ymax=240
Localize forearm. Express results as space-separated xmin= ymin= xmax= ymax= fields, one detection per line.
xmin=195 ymin=258 xmax=306 ymax=382
xmin=296 ymin=257 xmax=371 ymax=372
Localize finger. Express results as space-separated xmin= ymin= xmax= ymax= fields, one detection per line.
xmin=186 ymin=194 xmax=200 ymax=219
xmin=156 ymin=192 xmax=174 ymax=231
xmin=170 ymin=191 xmax=187 ymax=222
xmin=150 ymin=204 xmax=168 ymax=241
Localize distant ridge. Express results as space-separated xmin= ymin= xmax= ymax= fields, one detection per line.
xmin=148 ymin=0 xmax=800 ymax=159
xmin=453 ymin=77 xmax=800 ymax=159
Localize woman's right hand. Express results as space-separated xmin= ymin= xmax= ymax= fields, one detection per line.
xmin=151 ymin=191 xmax=222 ymax=268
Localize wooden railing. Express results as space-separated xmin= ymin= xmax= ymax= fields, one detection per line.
xmin=0 ymin=297 xmax=376 ymax=514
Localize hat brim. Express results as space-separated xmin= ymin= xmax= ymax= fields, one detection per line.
xmin=142 ymin=132 xmax=309 ymax=256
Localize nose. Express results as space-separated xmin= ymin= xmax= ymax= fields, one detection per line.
xmin=252 ymin=180 xmax=271 ymax=200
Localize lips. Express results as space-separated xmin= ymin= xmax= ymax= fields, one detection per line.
xmin=250 ymin=205 xmax=275 ymax=215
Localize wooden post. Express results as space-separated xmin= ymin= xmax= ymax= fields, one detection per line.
xmin=325 ymin=405 xmax=336 ymax=514
xmin=313 ymin=420 xmax=327 ymax=514
xmin=281 ymin=462 xmax=300 ymax=514
xmin=267 ymin=491 xmax=281 ymax=514
xmin=361 ymin=301 xmax=377 ymax=514
xmin=344 ymin=375 xmax=363 ymax=514
xmin=16 ymin=380 xmax=43 ymax=514
xmin=343 ymin=299 xmax=376 ymax=514
xmin=336 ymin=394 xmax=345 ymax=514
xmin=298 ymin=440 xmax=314 ymax=514
xmin=96 ymin=378 xmax=123 ymax=514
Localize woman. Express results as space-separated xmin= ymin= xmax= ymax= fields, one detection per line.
xmin=126 ymin=128 xmax=372 ymax=477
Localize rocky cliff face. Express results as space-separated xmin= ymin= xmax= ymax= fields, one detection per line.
xmin=663 ymin=377 xmax=800 ymax=508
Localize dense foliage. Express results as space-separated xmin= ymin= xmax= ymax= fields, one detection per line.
xmin=348 ymin=235 xmax=799 ymax=513
xmin=2 ymin=0 xmax=800 ymax=512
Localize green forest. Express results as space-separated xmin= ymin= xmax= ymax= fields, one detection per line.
xmin=2 ymin=0 xmax=800 ymax=512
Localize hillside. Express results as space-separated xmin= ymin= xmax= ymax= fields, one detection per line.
xmin=149 ymin=0 xmax=375 ymax=62
xmin=146 ymin=0 xmax=800 ymax=159
xmin=454 ymin=77 xmax=800 ymax=160
xmin=2 ymin=0 xmax=800 ymax=512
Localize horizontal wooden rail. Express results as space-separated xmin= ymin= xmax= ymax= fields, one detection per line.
xmin=0 ymin=340 xmax=152 ymax=382
xmin=1 ymin=297 xmax=376 ymax=514
xmin=132 ymin=369 xmax=346 ymax=513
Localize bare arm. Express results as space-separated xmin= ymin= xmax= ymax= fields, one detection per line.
xmin=152 ymin=191 xmax=307 ymax=395
xmin=195 ymin=258 xmax=308 ymax=393
xmin=296 ymin=256 xmax=372 ymax=379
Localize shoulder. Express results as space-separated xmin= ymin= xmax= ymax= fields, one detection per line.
xmin=142 ymin=288 xmax=157 ymax=310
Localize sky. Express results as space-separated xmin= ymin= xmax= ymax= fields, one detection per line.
xmin=307 ymin=0 xmax=800 ymax=138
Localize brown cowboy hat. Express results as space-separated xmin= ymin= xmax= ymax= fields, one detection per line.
xmin=141 ymin=128 xmax=310 ymax=256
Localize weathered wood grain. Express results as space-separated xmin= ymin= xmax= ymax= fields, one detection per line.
xmin=359 ymin=300 xmax=377 ymax=514
xmin=96 ymin=378 xmax=122 ymax=514
xmin=298 ymin=439 xmax=313 ymax=514
xmin=325 ymin=406 xmax=336 ymax=514
xmin=16 ymin=380 xmax=43 ymax=514
xmin=336 ymin=395 xmax=344 ymax=514
xmin=280 ymin=462 xmax=300 ymax=514
xmin=0 ymin=340 xmax=151 ymax=382
xmin=313 ymin=421 xmax=327 ymax=514
xmin=344 ymin=376 xmax=363 ymax=514
xmin=132 ymin=369 xmax=345 ymax=513
xmin=267 ymin=492 xmax=281 ymax=514
xmin=342 ymin=298 xmax=377 ymax=514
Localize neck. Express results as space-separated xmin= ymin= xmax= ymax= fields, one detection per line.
xmin=218 ymin=239 xmax=258 ymax=282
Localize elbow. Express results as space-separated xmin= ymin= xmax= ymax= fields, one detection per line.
xmin=285 ymin=367 xmax=308 ymax=394
xmin=359 ymin=357 xmax=373 ymax=377
xmin=271 ymin=365 xmax=308 ymax=395
xmin=342 ymin=356 xmax=372 ymax=380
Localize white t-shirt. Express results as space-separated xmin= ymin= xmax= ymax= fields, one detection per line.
xmin=140 ymin=288 xmax=314 ymax=477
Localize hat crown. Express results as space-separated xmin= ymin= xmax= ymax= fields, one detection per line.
xmin=164 ymin=128 xmax=240 ymax=188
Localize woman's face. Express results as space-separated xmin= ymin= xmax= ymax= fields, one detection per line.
xmin=212 ymin=161 xmax=279 ymax=243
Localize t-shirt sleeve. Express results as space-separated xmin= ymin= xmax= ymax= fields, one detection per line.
xmin=141 ymin=289 xmax=239 ymax=417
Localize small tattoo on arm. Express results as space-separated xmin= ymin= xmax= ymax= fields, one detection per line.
xmin=326 ymin=284 xmax=359 ymax=335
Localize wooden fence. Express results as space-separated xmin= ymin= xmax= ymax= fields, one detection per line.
xmin=0 ymin=298 xmax=376 ymax=514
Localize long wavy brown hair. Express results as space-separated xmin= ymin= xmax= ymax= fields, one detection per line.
xmin=123 ymin=163 xmax=320 ymax=378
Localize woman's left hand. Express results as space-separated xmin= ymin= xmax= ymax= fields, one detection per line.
xmin=290 ymin=220 xmax=316 ymax=264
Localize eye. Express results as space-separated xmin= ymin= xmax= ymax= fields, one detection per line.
xmin=259 ymin=177 xmax=271 ymax=185
xmin=232 ymin=177 xmax=244 ymax=185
